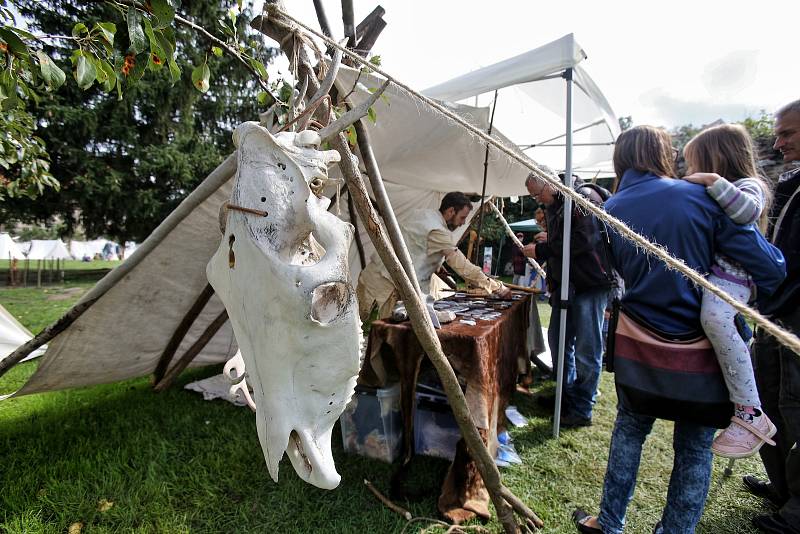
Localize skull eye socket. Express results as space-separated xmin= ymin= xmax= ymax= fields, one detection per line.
xmin=310 ymin=282 xmax=350 ymax=325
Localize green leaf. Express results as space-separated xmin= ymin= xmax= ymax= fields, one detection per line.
xmin=35 ymin=50 xmax=66 ymax=90
xmin=257 ymin=91 xmax=273 ymax=106
xmin=71 ymin=22 xmax=88 ymax=38
xmin=127 ymin=8 xmax=146 ymax=53
xmin=143 ymin=19 xmax=165 ymax=71
xmin=367 ymin=106 xmax=376 ymax=124
xmin=345 ymin=125 xmax=357 ymax=146
xmin=191 ymin=62 xmax=210 ymax=93
xmin=95 ymin=22 xmax=116 ymax=46
xmin=150 ymin=0 xmax=178 ymax=29
xmin=0 ymin=26 xmax=28 ymax=55
xmin=369 ymin=54 xmax=381 ymax=67
xmin=98 ymin=59 xmax=116 ymax=92
xmin=248 ymin=58 xmax=268 ymax=81
xmin=211 ymin=46 xmax=223 ymax=57
xmin=75 ymin=53 xmax=96 ymax=90
xmin=167 ymin=56 xmax=180 ymax=84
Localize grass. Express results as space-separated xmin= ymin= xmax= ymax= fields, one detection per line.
xmin=0 ymin=284 xmax=772 ymax=533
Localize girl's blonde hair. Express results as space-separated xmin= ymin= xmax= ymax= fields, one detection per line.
xmin=684 ymin=123 xmax=772 ymax=232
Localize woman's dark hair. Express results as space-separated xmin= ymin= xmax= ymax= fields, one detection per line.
xmin=439 ymin=192 xmax=472 ymax=213
xmin=613 ymin=126 xmax=676 ymax=183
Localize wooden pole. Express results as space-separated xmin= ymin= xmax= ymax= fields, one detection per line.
xmin=152 ymin=283 xmax=216 ymax=384
xmin=36 ymin=259 xmax=41 ymax=288
xmin=254 ymin=8 xmax=542 ymax=531
xmin=473 ymin=90 xmax=499 ymax=263
xmin=353 ymin=118 xmax=422 ymax=295
xmin=153 ymin=310 xmax=229 ymax=392
xmin=346 ymin=190 xmax=367 ymax=269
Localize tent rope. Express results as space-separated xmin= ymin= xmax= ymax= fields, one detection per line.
xmin=270 ymin=6 xmax=800 ymax=357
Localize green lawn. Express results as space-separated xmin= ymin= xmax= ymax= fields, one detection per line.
xmin=0 ymin=285 xmax=772 ymax=533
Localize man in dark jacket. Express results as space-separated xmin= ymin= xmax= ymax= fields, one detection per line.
xmin=523 ymin=172 xmax=615 ymax=427
xmin=747 ymin=99 xmax=800 ymax=534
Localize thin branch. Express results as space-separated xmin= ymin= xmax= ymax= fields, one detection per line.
xmin=317 ymin=79 xmax=388 ymax=141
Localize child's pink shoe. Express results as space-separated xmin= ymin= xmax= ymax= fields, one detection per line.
xmin=712 ymin=413 xmax=777 ymax=459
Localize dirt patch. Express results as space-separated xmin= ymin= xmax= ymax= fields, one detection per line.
xmin=46 ymin=287 xmax=87 ymax=301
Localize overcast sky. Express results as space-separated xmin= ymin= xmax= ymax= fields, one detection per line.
xmin=266 ymin=0 xmax=799 ymax=128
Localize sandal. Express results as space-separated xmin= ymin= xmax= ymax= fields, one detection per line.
xmin=572 ymin=508 xmax=602 ymax=534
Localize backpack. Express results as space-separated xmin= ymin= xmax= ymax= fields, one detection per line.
xmin=575 ymin=181 xmax=618 ymax=289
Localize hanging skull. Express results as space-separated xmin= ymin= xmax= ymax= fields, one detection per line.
xmin=207 ymin=121 xmax=362 ymax=490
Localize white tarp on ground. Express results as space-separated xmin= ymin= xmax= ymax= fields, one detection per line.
xmin=26 ymin=240 xmax=73 ymax=260
xmin=0 ymin=304 xmax=46 ymax=363
xmin=8 ymin=34 xmax=617 ymax=397
xmin=0 ymin=233 xmax=25 ymax=260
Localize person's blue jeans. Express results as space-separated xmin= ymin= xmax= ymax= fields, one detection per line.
xmin=548 ymin=287 xmax=609 ymax=420
xmin=598 ymin=405 xmax=716 ymax=534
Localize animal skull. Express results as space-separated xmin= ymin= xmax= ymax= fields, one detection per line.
xmin=207 ymin=122 xmax=362 ymax=490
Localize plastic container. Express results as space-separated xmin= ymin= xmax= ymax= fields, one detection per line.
xmin=414 ymin=389 xmax=462 ymax=461
xmin=339 ymin=383 xmax=402 ymax=463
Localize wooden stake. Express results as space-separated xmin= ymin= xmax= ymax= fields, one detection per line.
xmin=153 ymin=310 xmax=229 ymax=392
xmin=152 ymin=283 xmax=216 ymax=384
xmin=363 ymin=479 xmax=412 ymax=520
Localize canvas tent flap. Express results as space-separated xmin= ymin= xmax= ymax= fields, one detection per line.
xmin=12 ymin=181 xmax=238 ymax=397
xmin=332 ymin=67 xmax=535 ymax=198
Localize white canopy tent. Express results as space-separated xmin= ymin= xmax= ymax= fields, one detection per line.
xmin=26 ymin=239 xmax=73 ymax=260
xmin=0 ymin=233 xmax=25 ymax=260
xmin=3 ymin=35 xmax=618 ymax=409
xmin=425 ymin=33 xmax=619 ymax=437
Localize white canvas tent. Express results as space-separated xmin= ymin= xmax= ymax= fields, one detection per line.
xmin=69 ymin=239 xmax=121 ymax=261
xmin=0 ymin=304 xmax=46 ymax=364
xmin=3 ymin=34 xmax=617 ymax=402
xmin=0 ymin=233 xmax=25 ymax=260
xmin=26 ymin=239 xmax=73 ymax=260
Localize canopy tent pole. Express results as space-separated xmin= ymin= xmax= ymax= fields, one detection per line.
xmin=473 ymin=90 xmax=499 ymax=264
xmin=553 ymin=68 xmax=574 ymax=439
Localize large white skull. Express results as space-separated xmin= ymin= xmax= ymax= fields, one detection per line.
xmin=207 ymin=121 xmax=362 ymax=490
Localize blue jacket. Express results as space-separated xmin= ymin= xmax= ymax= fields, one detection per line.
xmin=606 ymin=170 xmax=786 ymax=335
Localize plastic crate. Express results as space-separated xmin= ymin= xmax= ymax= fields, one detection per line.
xmin=414 ymin=389 xmax=461 ymax=461
xmin=339 ymin=383 xmax=402 ymax=463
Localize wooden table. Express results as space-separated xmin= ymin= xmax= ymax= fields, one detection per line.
xmin=362 ymin=292 xmax=538 ymax=523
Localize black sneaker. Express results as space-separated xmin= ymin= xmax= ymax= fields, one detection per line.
xmin=560 ymin=413 xmax=592 ymax=428
xmin=743 ymin=475 xmax=786 ymax=508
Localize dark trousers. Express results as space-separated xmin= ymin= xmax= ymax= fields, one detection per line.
xmin=754 ymin=307 xmax=800 ymax=530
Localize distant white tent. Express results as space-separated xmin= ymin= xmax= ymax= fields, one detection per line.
xmin=0 ymin=304 xmax=46 ymax=363
xmin=26 ymin=240 xmax=73 ymax=260
xmin=0 ymin=233 xmax=25 ymax=260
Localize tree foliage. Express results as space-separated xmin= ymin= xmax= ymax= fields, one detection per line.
xmin=0 ymin=0 xmax=277 ymax=243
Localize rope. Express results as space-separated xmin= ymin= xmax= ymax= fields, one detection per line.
xmin=270 ymin=7 xmax=800 ymax=357
xmin=488 ymin=200 xmax=547 ymax=279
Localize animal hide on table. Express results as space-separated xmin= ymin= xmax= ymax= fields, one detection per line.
xmin=207 ymin=122 xmax=363 ymax=490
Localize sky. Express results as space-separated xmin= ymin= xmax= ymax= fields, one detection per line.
xmin=262 ymin=0 xmax=800 ymax=129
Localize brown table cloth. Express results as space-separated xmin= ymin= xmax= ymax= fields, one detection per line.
xmin=361 ymin=292 xmax=532 ymax=523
